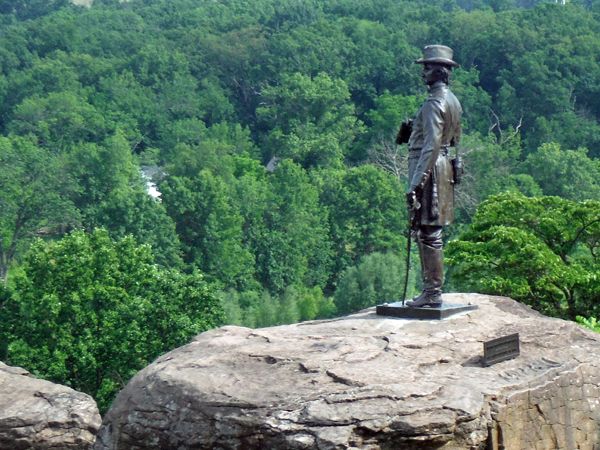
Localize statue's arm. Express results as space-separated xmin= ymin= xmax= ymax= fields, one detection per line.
xmin=452 ymin=119 xmax=462 ymax=147
xmin=407 ymin=99 xmax=444 ymax=193
xmin=451 ymin=103 xmax=462 ymax=146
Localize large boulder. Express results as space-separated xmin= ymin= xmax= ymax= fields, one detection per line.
xmin=95 ymin=294 xmax=600 ymax=450
xmin=0 ymin=362 xmax=101 ymax=449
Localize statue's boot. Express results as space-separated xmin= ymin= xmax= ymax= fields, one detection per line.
xmin=406 ymin=244 xmax=443 ymax=307
xmin=416 ymin=238 xmax=425 ymax=290
xmin=408 ymin=238 xmax=427 ymax=302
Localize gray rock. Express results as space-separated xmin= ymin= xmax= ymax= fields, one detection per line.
xmin=95 ymin=294 xmax=600 ymax=449
xmin=0 ymin=362 xmax=101 ymax=449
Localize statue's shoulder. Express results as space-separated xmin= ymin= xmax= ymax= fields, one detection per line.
xmin=428 ymin=86 xmax=461 ymax=114
xmin=424 ymin=89 xmax=448 ymax=113
xmin=428 ymin=84 xmax=453 ymax=101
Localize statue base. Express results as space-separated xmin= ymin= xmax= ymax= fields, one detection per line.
xmin=376 ymin=301 xmax=478 ymax=320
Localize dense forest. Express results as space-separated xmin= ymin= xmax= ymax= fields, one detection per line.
xmin=2 ymin=0 xmax=600 ymax=410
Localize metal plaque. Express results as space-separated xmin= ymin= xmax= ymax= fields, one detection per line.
xmin=483 ymin=333 xmax=520 ymax=367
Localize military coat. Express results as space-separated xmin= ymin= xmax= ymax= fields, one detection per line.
xmin=408 ymin=81 xmax=462 ymax=227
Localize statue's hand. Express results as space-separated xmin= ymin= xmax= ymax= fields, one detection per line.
xmin=405 ymin=190 xmax=421 ymax=211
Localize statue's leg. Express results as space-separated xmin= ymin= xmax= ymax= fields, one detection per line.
xmin=411 ymin=231 xmax=425 ymax=300
xmin=406 ymin=226 xmax=443 ymax=307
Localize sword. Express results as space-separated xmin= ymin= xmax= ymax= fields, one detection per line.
xmin=402 ymin=195 xmax=420 ymax=305
xmin=402 ymin=216 xmax=411 ymax=306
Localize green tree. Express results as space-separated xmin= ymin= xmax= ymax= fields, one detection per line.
xmin=576 ymin=315 xmax=600 ymax=333
xmin=217 ymin=288 xmax=245 ymax=326
xmin=339 ymin=17 xmax=418 ymax=109
xmin=9 ymin=91 xmax=108 ymax=152
xmin=0 ymin=0 xmax=70 ymax=21
xmin=256 ymin=159 xmax=332 ymax=294
xmin=447 ymin=192 xmax=600 ymax=319
xmin=217 ymin=284 xmax=336 ymax=327
xmin=2 ymin=57 xmax=81 ymax=123
xmin=276 ymin=285 xmax=302 ymax=324
xmin=257 ymin=72 xmax=364 ymax=168
xmin=67 ymin=131 xmax=138 ymax=224
xmin=0 ymin=135 xmax=77 ymax=282
xmin=334 ymin=251 xmax=410 ymax=315
xmin=93 ymin=70 xmax=156 ymax=151
xmin=184 ymin=25 xmax=271 ymax=122
xmin=316 ymin=164 xmax=406 ymax=290
xmin=94 ymin=185 xmax=183 ymax=269
xmin=456 ymin=133 xmax=542 ymax=221
xmin=520 ymin=142 xmax=600 ymax=201
xmin=160 ymin=169 xmax=256 ymax=290
xmin=296 ymin=286 xmax=336 ymax=320
xmin=450 ymin=67 xmax=492 ymax=135
xmin=365 ymin=91 xmax=422 ymax=142
xmin=0 ymin=229 xmax=224 ymax=412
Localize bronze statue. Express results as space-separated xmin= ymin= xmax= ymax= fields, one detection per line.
xmin=400 ymin=45 xmax=462 ymax=308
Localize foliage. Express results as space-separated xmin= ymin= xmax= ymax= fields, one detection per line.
xmin=297 ymin=286 xmax=337 ymax=320
xmin=67 ymin=131 xmax=138 ymax=220
xmin=162 ymin=154 xmax=333 ymax=294
xmin=2 ymin=0 xmax=600 ymax=284
xmin=257 ymin=72 xmax=364 ymax=168
xmin=218 ymin=284 xmax=337 ymax=328
xmin=520 ymin=143 xmax=600 ymax=201
xmin=316 ymin=164 xmax=407 ymax=291
xmin=576 ymin=316 xmax=600 ymax=333
xmin=93 ymin=185 xmax=183 ymax=269
xmin=0 ymin=135 xmax=77 ymax=282
xmin=455 ymin=133 xmax=542 ymax=222
xmin=364 ymin=91 xmax=422 ymax=147
xmin=256 ymin=159 xmax=332 ymax=293
xmin=0 ymin=229 xmax=224 ymax=412
xmin=0 ymin=0 xmax=71 ymax=21
xmin=2 ymin=0 xmax=600 ymax=411
xmin=334 ymin=251 xmax=411 ymax=315
xmin=447 ymin=192 xmax=600 ymax=319
xmin=160 ymin=169 xmax=256 ymax=289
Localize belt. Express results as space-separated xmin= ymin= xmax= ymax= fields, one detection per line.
xmin=409 ymin=146 xmax=450 ymax=156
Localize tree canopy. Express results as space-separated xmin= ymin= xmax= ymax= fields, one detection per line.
xmin=447 ymin=192 xmax=600 ymax=320
xmin=2 ymin=0 xmax=600 ymax=410
xmin=0 ymin=229 xmax=224 ymax=412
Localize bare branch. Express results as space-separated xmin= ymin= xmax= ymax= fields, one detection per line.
xmin=489 ymin=108 xmax=522 ymax=145
xmin=488 ymin=108 xmax=502 ymax=143
xmin=366 ymin=133 xmax=408 ymax=182
xmin=505 ymin=115 xmax=523 ymax=144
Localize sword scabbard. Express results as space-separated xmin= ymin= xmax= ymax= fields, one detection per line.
xmin=401 ymin=211 xmax=413 ymax=305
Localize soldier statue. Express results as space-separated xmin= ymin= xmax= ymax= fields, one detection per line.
xmin=397 ymin=45 xmax=462 ymax=308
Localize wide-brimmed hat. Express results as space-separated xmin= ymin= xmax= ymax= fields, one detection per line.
xmin=415 ymin=45 xmax=458 ymax=68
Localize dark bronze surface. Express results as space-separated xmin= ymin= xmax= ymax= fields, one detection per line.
xmin=403 ymin=45 xmax=462 ymax=308
xmin=396 ymin=119 xmax=413 ymax=145
xmin=376 ymin=302 xmax=478 ymax=320
xmin=415 ymin=44 xmax=459 ymax=67
xmin=407 ymin=79 xmax=462 ymax=226
xmin=483 ymin=333 xmax=520 ymax=367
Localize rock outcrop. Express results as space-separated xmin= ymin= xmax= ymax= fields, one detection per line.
xmin=0 ymin=362 xmax=101 ymax=449
xmin=95 ymin=294 xmax=600 ymax=450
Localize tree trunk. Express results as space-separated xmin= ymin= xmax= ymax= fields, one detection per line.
xmin=0 ymin=263 xmax=8 ymax=284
